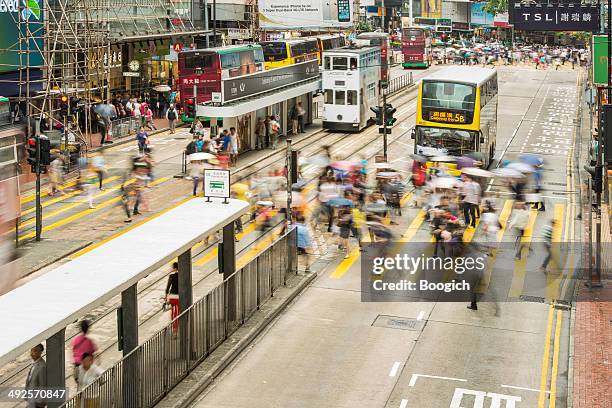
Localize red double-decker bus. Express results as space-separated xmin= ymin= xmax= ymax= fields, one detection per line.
xmin=178 ymin=44 xmax=265 ymax=107
xmin=402 ymin=27 xmax=432 ymax=69
xmin=356 ymin=32 xmax=390 ymax=81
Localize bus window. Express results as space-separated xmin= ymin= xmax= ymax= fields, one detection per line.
xmin=350 ymin=57 xmax=357 ymax=70
xmin=324 ymin=56 xmax=331 ymax=70
xmin=184 ymin=54 xmax=214 ymax=70
xmin=422 ymin=81 xmax=475 ymax=110
xmin=333 ymin=57 xmax=347 ymax=70
xmin=335 ymin=90 xmax=345 ymax=105
xmin=325 ymin=90 xmax=334 ymax=104
xmin=261 ymin=42 xmax=286 ymax=62
xmin=347 ymin=90 xmax=357 ymax=105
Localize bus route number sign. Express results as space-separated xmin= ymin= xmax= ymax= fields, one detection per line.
xmin=428 ymin=111 xmax=466 ymax=124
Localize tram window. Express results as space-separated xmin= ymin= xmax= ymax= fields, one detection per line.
xmin=335 ymin=90 xmax=346 ymax=105
xmin=333 ymin=57 xmax=348 ymax=70
xmin=221 ymin=53 xmax=240 ymax=69
xmin=324 ymin=57 xmax=331 ymax=70
xmin=325 ymin=90 xmax=334 ymax=104
xmin=350 ymin=58 xmax=357 ymax=70
xmin=347 ymin=90 xmax=357 ymax=105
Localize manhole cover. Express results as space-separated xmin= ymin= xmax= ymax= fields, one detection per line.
xmin=372 ymin=315 xmax=425 ymax=331
xmin=519 ymin=295 xmax=546 ymax=303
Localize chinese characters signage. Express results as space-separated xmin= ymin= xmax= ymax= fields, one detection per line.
xmin=204 ymin=169 xmax=230 ymax=200
xmin=427 ymin=110 xmax=467 ymax=124
xmin=511 ymin=4 xmax=599 ymax=32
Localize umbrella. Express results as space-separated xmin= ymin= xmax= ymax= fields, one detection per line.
xmin=430 ymin=155 xmax=456 ymax=163
xmin=507 ymin=162 xmax=535 ymax=173
xmin=93 ymin=104 xmax=117 ymax=118
xmin=328 ymin=197 xmax=354 ymax=207
xmin=330 ymin=160 xmax=358 ymax=171
xmin=307 ymin=155 xmax=330 ymax=167
xmin=519 ymin=153 xmax=544 ymax=167
xmin=492 ymin=168 xmax=523 ymax=178
xmin=256 ymin=200 xmax=274 ymax=207
xmin=153 ymin=84 xmax=171 ymax=92
xmin=456 ymin=156 xmax=476 ymax=169
xmin=431 ymin=177 xmax=459 ymax=189
xmin=376 ymin=172 xmax=401 ymax=178
xmin=461 ymin=167 xmax=494 ymax=178
xmin=409 ymin=153 xmax=427 ymax=162
xmin=374 ymin=162 xmax=393 ymax=169
xmin=189 ymin=152 xmax=215 ymax=162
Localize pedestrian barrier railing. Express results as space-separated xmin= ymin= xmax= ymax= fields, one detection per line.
xmin=384 ymin=72 xmax=414 ymax=97
xmin=59 ymin=227 xmax=298 ymax=408
xmin=110 ymin=117 xmax=142 ymax=141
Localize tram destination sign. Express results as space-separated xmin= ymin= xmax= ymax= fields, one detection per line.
xmin=222 ymin=60 xmax=319 ymax=103
xmin=511 ymin=4 xmax=599 ymax=32
xmin=426 ymin=110 xmax=468 ymax=124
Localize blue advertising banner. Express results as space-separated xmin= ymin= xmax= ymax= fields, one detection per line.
xmin=0 ymin=0 xmax=44 ymax=74
xmin=470 ymin=3 xmax=494 ymax=26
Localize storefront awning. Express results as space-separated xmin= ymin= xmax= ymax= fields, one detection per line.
xmin=196 ymin=79 xmax=320 ymax=118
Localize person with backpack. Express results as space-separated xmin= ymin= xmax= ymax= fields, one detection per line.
xmin=166 ymin=104 xmax=178 ymax=134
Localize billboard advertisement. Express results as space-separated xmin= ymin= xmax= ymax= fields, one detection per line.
xmin=592 ymin=35 xmax=607 ymax=87
xmin=421 ymin=0 xmax=441 ymax=19
xmin=511 ymin=4 xmax=599 ymax=32
xmin=471 ymin=3 xmax=494 ymax=26
xmin=258 ymin=0 xmax=353 ymax=29
xmin=0 ymin=0 xmax=44 ymax=74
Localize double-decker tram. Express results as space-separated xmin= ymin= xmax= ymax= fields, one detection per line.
xmin=260 ymin=38 xmax=319 ymax=70
xmin=322 ymin=46 xmax=381 ymax=132
xmin=413 ymin=67 xmax=498 ymax=167
xmin=402 ymin=27 xmax=432 ymax=68
xmin=356 ymin=32 xmax=390 ymax=81
xmin=178 ymin=44 xmax=265 ymax=105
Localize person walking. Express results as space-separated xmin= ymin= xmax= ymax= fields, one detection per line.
xmin=92 ymin=151 xmax=106 ymax=190
xmin=255 ymin=117 xmax=266 ymax=150
xmin=97 ymin=115 xmax=107 ymax=146
xmin=144 ymin=105 xmax=157 ymax=130
xmin=296 ymin=215 xmax=313 ymax=272
xmin=296 ymin=102 xmax=306 ymax=133
xmin=228 ymin=127 xmax=240 ymax=166
xmin=165 ymin=262 xmax=180 ymax=335
xmin=71 ymin=320 xmax=97 ymax=386
xmin=26 ymin=344 xmax=47 ymax=408
xmin=190 ymin=159 xmax=204 ymax=196
xmin=509 ymin=201 xmax=530 ymax=259
xmin=480 ymin=202 xmax=500 ymax=255
xmin=268 ymin=115 xmax=280 ymax=149
xmin=461 ymin=175 xmax=480 ymax=228
xmin=166 ymin=104 xmax=178 ymax=134
xmin=136 ymin=126 xmax=148 ymax=155
xmin=84 ymin=164 xmax=97 ymax=209
xmin=541 ymin=219 xmax=556 ymax=273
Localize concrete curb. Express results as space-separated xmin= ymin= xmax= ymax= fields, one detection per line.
xmin=162 ymin=272 xmax=317 ymax=408
xmin=566 ymin=302 xmax=576 ymax=408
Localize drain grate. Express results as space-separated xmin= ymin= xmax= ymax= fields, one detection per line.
xmin=372 ymin=315 xmax=425 ymax=331
xmin=519 ymin=295 xmax=546 ymax=303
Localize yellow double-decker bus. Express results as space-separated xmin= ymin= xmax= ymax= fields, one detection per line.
xmin=413 ymin=66 xmax=498 ymax=167
xmin=260 ymin=39 xmax=319 ymax=70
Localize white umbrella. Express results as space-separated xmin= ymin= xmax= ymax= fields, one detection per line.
xmin=189 ymin=152 xmax=215 ymax=162
xmin=431 ymin=177 xmax=459 ymax=189
xmin=154 ymin=85 xmax=171 ymax=92
xmin=374 ymin=162 xmax=393 ymax=169
xmin=492 ymin=168 xmax=523 ymax=178
xmin=461 ymin=167 xmax=494 ymax=178
xmin=507 ymin=162 xmax=535 ymax=173
xmin=430 ymin=155 xmax=457 ymax=163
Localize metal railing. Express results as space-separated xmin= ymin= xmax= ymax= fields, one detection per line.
xmin=110 ymin=117 xmax=142 ymax=140
xmin=384 ymin=72 xmax=414 ymax=97
xmin=60 ymin=228 xmax=298 ymax=408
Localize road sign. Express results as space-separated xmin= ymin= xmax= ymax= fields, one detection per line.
xmin=204 ymin=169 xmax=230 ymax=202
xmin=593 ymin=35 xmax=608 ymax=86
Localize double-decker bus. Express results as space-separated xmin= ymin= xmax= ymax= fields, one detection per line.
xmin=178 ymin=44 xmax=265 ymax=105
xmin=356 ymin=32 xmax=390 ymax=81
xmin=413 ymin=67 xmax=498 ymax=166
xmin=322 ymin=46 xmax=381 ymax=132
xmin=402 ymin=27 xmax=432 ymax=69
xmin=260 ymin=39 xmax=319 ymax=70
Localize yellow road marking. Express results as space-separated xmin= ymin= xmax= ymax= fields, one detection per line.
xmin=549 ymin=310 xmax=563 ymax=408
xmin=508 ymin=209 xmax=538 ymax=298
xmin=20 ymin=176 xmax=121 ymax=216
xmin=330 ymin=247 xmax=360 ymax=279
xmin=538 ymin=305 xmax=555 ymax=408
xmin=461 ymin=219 xmax=480 ymax=243
xmin=399 ymin=209 xmax=425 ymax=243
xmin=19 ymin=177 xmax=169 ymax=241
xmin=546 ymin=204 xmax=565 ymax=300
xmin=20 ymin=179 xmax=79 ymax=204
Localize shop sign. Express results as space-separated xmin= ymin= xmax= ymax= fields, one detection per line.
xmin=511 ymin=4 xmax=599 ymax=32
xmin=452 ymin=22 xmax=469 ymax=31
xmin=222 ymin=60 xmax=319 ymax=103
xmin=204 ymin=169 xmax=230 ymax=201
xmin=227 ymin=28 xmax=250 ymax=39
xmin=592 ymin=35 xmax=608 ymax=86
xmin=123 ymin=72 xmax=140 ymax=77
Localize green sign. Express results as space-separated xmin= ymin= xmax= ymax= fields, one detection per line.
xmin=210 ymin=181 xmax=224 ymax=189
xmin=593 ymin=36 xmax=608 ymax=86
xmin=0 ymin=0 xmax=44 ymax=74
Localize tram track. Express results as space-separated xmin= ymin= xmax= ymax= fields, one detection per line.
xmin=0 ymin=86 xmax=420 ymax=392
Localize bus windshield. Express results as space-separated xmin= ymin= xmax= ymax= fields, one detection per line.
xmin=422 ymin=81 xmax=476 ymax=111
xmin=415 ymin=126 xmax=478 ymax=156
xmin=261 ymin=42 xmax=286 ymax=62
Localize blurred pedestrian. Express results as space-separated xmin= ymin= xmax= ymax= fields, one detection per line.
xmin=296 ymin=215 xmax=313 ymax=272
xmin=229 ymin=127 xmax=240 ymax=166
xmin=84 ymin=164 xmax=97 ymax=209
xmin=48 ymin=157 xmax=66 ymax=196
xmin=509 ymin=201 xmax=530 ymax=259
xmin=165 ymin=262 xmax=180 ymax=335
xmin=255 ymin=117 xmax=266 ymax=149
xmin=25 ymin=344 xmax=46 ymax=408
xmin=71 ymin=320 xmax=97 ymax=386
xmin=77 ymin=353 xmax=104 ymax=394
xmin=166 ymin=104 xmax=178 ymax=134
xmin=190 ymin=159 xmax=204 ymax=196
xmin=136 ymin=126 xmax=148 ymax=154
xmin=269 ymin=115 xmax=280 ymax=149
xmin=92 ymin=151 xmax=106 ymax=190
xmin=461 ymin=175 xmax=480 ymax=228
xmin=541 ymin=219 xmax=556 ymax=273
xmin=296 ymin=102 xmax=306 ymax=133
xmin=144 ymin=105 xmax=157 ymax=130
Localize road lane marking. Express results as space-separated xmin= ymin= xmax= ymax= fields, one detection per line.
xmin=508 ymin=209 xmax=538 ymax=298
xmin=389 ymin=361 xmax=402 ymax=377
xmin=538 ymin=304 xmax=555 ymax=408
xmin=416 ymin=311 xmax=425 ymax=321
xmin=400 ymin=209 xmax=425 ymax=242
xmin=19 ymin=177 xmax=169 ymax=241
xmin=20 ymin=179 xmax=79 ymax=204
xmin=549 ymin=310 xmax=563 ymax=408
xmin=399 ymin=399 xmax=408 ymax=408
xmin=500 ymin=384 xmax=550 ymax=394
xmin=545 ymin=204 xmax=565 ymax=300
xmin=408 ymin=373 xmax=467 ymax=387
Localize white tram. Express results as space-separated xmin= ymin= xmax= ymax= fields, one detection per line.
xmin=321 ymin=46 xmax=381 ymax=132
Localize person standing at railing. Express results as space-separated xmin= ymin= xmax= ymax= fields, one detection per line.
xmin=165 ymin=262 xmax=180 ymax=335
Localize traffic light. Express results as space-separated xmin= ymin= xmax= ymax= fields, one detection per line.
xmin=384 ymin=103 xmax=397 ymax=126
xmin=39 ymin=136 xmax=51 ymax=166
xmin=26 ymin=137 xmax=38 ymax=172
xmin=370 ymin=106 xmax=383 ymax=126
xmin=186 ymin=98 xmax=195 ymax=118
xmin=70 ymin=96 xmax=82 ymax=113
xmin=584 ymin=164 xmax=602 ymax=193
xmin=59 ymin=94 xmax=69 ymax=117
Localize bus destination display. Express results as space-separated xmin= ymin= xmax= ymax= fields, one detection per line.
xmin=427 ymin=110 xmax=467 ymax=124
